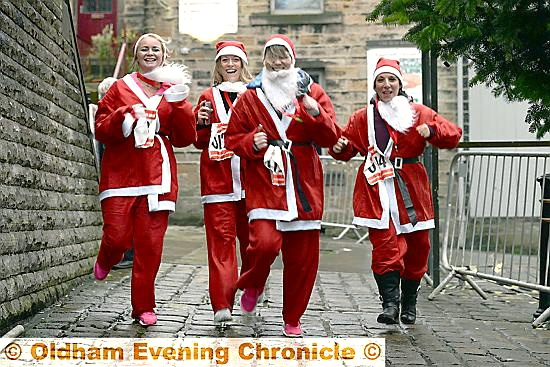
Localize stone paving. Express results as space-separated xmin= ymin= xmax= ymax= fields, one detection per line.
xmin=18 ymin=226 xmax=550 ymax=366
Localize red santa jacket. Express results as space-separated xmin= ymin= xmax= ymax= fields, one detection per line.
xmin=225 ymin=83 xmax=341 ymax=231
xmin=330 ymin=102 xmax=462 ymax=233
xmin=193 ymin=86 xmax=245 ymax=204
xmin=95 ymin=73 xmax=196 ymax=211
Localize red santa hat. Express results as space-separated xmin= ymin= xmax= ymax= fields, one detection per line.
xmin=263 ymin=34 xmax=296 ymax=62
xmin=373 ymin=57 xmax=404 ymax=86
xmin=215 ymin=40 xmax=248 ymax=64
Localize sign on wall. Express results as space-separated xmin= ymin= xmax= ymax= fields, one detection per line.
xmin=179 ymin=0 xmax=238 ymax=42
xmin=366 ymin=45 xmax=422 ymax=104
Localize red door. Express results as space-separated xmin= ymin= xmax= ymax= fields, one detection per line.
xmin=77 ymin=0 xmax=117 ymax=55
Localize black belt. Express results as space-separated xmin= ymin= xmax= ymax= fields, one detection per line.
xmin=390 ymin=156 xmax=419 ymax=169
xmin=390 ymin=156 xmax=420 ymax=226
xmin=268 ymin=139 xmax=312 ymax=212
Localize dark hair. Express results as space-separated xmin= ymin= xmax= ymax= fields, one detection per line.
xmin=398 ymin=87 xmax=410 ymax=100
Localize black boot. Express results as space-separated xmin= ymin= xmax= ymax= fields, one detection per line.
xmin=533 ymin=291 xmax=550 ymax=320
xmin=400 ymin=278 xmax=421 ymax=324
xmin=373 ymin=270 xmax=400 ymax=324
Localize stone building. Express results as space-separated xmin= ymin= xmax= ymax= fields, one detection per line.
xmin=0 ymin=0 xmax=102 ymax=334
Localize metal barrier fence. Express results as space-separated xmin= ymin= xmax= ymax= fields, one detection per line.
xmin=320 ymin=156 xmax=368 ymax=242
xmin=427 ymin=151 xmax=550 ymax=327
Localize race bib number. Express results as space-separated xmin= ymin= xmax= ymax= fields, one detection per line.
xmin=364 ymin=154 xmax=395 ymax=185
xmin=208 ymin=122 xmax=234 ymax=161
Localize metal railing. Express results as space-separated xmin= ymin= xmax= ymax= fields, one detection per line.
xmin=427 ymin=150 xmax=550 ymax=327
xmin=320 ymin=156 xmax=368 ymax=242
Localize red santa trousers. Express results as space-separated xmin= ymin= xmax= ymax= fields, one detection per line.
xmin=236 ymin=219 xmax=320 ymax=326
xmin=97 ymin=196 xmax=169 ymax=318
xmin=368 ymin=221 xmax=430 ymax=281
xmin=203 ymin=199 xmax=250 ymax=313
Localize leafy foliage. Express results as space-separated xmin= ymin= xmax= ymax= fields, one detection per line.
xmin=88 ymin=26 xmax=137 ymax=81
xmin=89 ymin=25 xmax=117 ymax=79
xmin=367 ymin=0 xmax=550 ymax=138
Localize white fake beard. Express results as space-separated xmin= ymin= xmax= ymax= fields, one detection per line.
xmin=377 ymin=95 xmax=415 ymax=133
xmin=261 ymin=67 xmax=298 ymax=112
xmin=217 ymin=81 xmax=247 ymax=94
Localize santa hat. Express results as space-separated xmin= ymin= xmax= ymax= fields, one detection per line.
xmin=263 ymin=34 xmax=296 ymax=62
xmin=373 ymin=57 xmax=404 ymax=86
xmin=215 ymin=40 xmax=248 ymax=64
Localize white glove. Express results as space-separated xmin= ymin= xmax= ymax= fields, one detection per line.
xmin=164 ymin=84 xmax=190 ymax=102
xmin=132 ymin=104 xmax=146 ymax=118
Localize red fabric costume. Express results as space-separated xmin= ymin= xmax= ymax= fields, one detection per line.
xmin=95 ymin=73 xmax=196 ymax=317
xmin=225 ymin=82 xmax=340 ymax=325
xmin=330 ymin=102 xmax=462 ymax=279
xmin=194 ymin=85 xmax=250 ymax=313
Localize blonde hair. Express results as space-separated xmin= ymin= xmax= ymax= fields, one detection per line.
xmin=212 ymin=57 xmax=253 ymax=85
xmin=132 ymin=33 xmax=170 ymax=67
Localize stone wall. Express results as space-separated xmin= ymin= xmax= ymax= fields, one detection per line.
xmin=0 ymin=0 xmax=102 ymax=334
xmin=121 ymin=0 xmax=459 ymax=226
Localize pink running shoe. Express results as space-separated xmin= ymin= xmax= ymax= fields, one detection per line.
xmin=240 ymin=288 xmax=262 ymax=314
xmin=137 ymin=311 xmax=157 ymax=326
xmin=283 ymin=323 xmax=303 ymax=337
xmin=93 ymin=262 xmax=109 ymax=281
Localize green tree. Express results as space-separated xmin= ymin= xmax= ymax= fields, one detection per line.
xmin=367 ymin=0 xmax=550 ymax=138
xmin=89 ymin=25 xmax=117 ymax=79
xmin=88 ymin=26 xmax=137 ymax=81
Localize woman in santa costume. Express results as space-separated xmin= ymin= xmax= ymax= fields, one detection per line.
xmin=193 ymin=41 xmax=253 ymax=325
xmin=225 ymin=34 xmax=341 ymax=337
xmin=93 ymin=33 xmax=196 ymax=326
xmin=330 ymin=58 xmax=462 ymax=325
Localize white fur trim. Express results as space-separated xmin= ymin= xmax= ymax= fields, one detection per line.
xmin=373 ymin=65 xmax=404 ymax=85
xmin=276 ymin=220 xmax=321 ymax=231
xmin=122 ymin=112 xmax=134 ymax=137
xmin=216 ymin=46 xmax=248 ymax=64
xmin=147 ymin=194 xmax=176 ymax=212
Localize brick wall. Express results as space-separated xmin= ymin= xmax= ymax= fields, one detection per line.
xmin=120 ymin=0 xmax=459 ymax=226
xmin=0 ymin=0 xmax=102 ymax=333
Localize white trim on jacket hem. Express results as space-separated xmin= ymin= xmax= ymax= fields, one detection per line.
xmin=352 ymin=217 xmax=435 ymax=234
xmin=147 ymin=194 xmax=175 ymax=212
xmin=201 ymin=193 xmax=243 ymax=204
xmin=276 ymin=220 xmax=321 ymax=232
xmin=248 ymin=208 xmax=297 ymax=222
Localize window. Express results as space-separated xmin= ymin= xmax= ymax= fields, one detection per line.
xmin=304 ymin=68 xmax=325 ymax=89
xmin=81 ymin=0 xmax=112 ymax=13
xmin=271 ymin=0 xmax=323 ymax=15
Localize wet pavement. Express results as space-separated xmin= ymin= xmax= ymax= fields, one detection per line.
xmin=18 ymin=226 xmax=550 ymax=366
